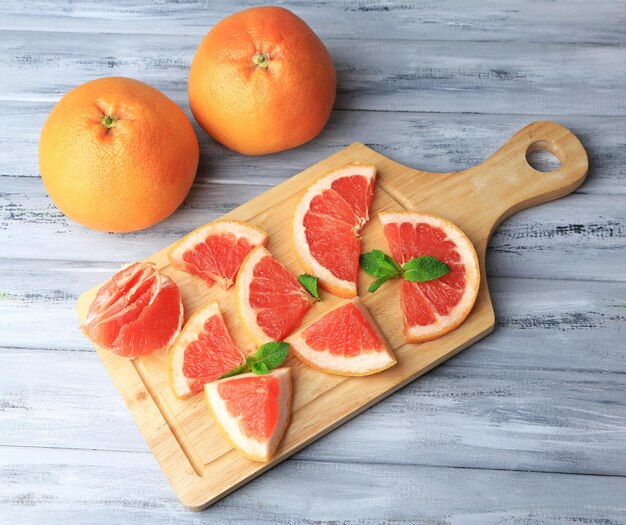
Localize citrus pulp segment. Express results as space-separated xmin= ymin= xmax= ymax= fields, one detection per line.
xmin=292 ymin=164 xmax=376 ymax=298
xmin=286 ymin=297 xmax=396 ymax=376
xmin=81 ymin=262 xmax=183 ymax=357
xmin=236 ymin=246 xmax=315 ymax=344
xmin=204 ymin=368 xmax=292 ymax=462
xmin=169 ymin=301 xmax=245 ymax=399
xmin=378 ymin=212 xmax=480 ymax=342
xmin=169 ymin=220 xmax=268 ymax=289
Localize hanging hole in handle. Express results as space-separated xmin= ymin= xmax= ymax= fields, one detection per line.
xmin=526 ymin=140 xmax=562 ymax=173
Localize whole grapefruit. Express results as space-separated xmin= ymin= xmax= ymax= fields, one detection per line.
xmin=39 ymin=77 xmax=199 ymax=232
xmin=188 ymin=6 xmax=336 ymax=155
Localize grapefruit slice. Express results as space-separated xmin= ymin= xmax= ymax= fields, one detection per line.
xmin=286 ymin=297 xmax=396 ymax=376
xmin=81 ymin=262 xmax=183 ymax=356
xmin=236 ymin=246 xmax=315 ymax=344
xmin=292 ymin=164 xmax=376 ymax=298
xmin=169 ymin=220 xmax=268 ymax=289
xmin=379 ymin=212 xmax=480 ymax=342
xmin=205 ymin=368 xmax=292 ymax=462
xmin=169 ymin=301 xmax=245 ymax=399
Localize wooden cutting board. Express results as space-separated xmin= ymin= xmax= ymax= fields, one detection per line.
xmin=76 ymin=120 xmax=587 ymax=511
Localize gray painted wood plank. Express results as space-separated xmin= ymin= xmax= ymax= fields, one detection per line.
xmin=1 ymin=346 xmax=624 ymax=477
xmin=1 ymin=30 xmax=624 ymax=116
xmin=1 ymin=1 xmax=624 ymax=520
xmin=0 ymin=0 xmax=624 ymax=44
xmin=1 ymin=176 xmax=623 ymax=281
xmin=2 ymin=261 xmax=624 ymax=366
xmin=2 ymin=101 xmax=624 ymax=195
xmin=1 ymin=446 xmax=625 ymax=524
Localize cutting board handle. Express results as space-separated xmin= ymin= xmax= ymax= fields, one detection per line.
xmin=466 ymin=120 xmax=588 ymax=231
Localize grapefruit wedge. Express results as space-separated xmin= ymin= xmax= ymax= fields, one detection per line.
xmin=169 ymin=220 xmax=268 ymax=288
xmin=379 ymin=212 xmax=480 ymax=342
xmin=169 ymin=301 xmax=245 ymax=399
xmin=205 ymin=368 xmax=292 ymax=462
xmin=81 ymin=262 xmax=183 ymax=357
xmin=292 ymin=164 xmax=376 ymax=298
xmin=286 ymin=297 xmax=396 ymax=376
xmin=236 ymin=246 xmax=315 ymax=344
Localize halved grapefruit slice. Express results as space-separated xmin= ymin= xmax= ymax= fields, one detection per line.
xmin=81 ymin=262 xmax=183 ymax=357
xmin=169 ymin=220 xmax=268 ymax=289
xmin=379 ymin=212 xmax=480 ymax=342
xmin=293 ymin=164 xmax=376 ymax=298
xmin=169 ymin=301 xmax=245 ymax=399
xmin=205 ymin=368 xmax=292 ymax=462
xmin=236 ymin=246 xmax=315 ymax=344
xmin=286 ymin=297 xmax=396 ymax=376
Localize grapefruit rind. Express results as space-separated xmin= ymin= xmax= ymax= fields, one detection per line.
xmin=378 ymin=211 xmax=480 ymax=343
xmin=168 ymin=219 xmax=269 ymax=288
xmin=286 ymin=297 xmax=396 ymax=376
xmin=204 ymin=368 xmax=292 ymax=463
xmin=292 ymin=164 xmax=376 ymax=298
xmin=169 ymin=301 xmax=245 ymax=400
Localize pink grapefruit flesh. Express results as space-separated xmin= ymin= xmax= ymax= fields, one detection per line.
xmin=204 ymin=368 xmax=292 ymax=462
xmin=82 ymin=262 xmax=183 ymax=357
xmin=169 ymin=302 xmax=245 ymax=399
xmin=169 ymin=220 xmax=268 ymax=289
xmin=293 ymin=164 xmax=376 ymax=297
xmin=286 ymin=297 xmax=396 ymax=376
xmin=379 ymin=211 xmax=480 ymax=342
xmin=236 ymin=246 xmax=315 ymax=344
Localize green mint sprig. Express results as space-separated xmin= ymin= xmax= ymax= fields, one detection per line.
xmin=298 ymin=273 xmax=321 ymax=301
xmin=220 ymin=341 xmax=289 ymax=379
xmin=359 ymin=250 xmax=450 ymax=293
xmin=402 ymin=256 xmax=450 ymax=282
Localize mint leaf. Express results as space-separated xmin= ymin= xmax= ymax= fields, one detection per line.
xmin=298 ymin=274 xmax=321 ymax=301
xmin=359 ymin=250 xmax=386 ymax=276
xmin=403 ymin=256 xmax=450 ymax=282
xmin=249 ymin=361 xmax=270 ymax=375
xmin=248 ymin=341 xmax=289 ymax=372
xmin=219 ymin=342 xmax=290 ymax=379
xmin=219 ymin=362 xmax=249 ymax=379
xmin=360 ymin=250 xmax=402 ymax=278
xmin=368 ymin=275 xmax=393 ymax=293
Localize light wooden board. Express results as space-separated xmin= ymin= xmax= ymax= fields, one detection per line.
xmin=75 ymin=121 xmax=587 ymax=510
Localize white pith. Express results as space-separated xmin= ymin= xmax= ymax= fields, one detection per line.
xmin=293 ymin=164 xmax=377 ymax=296
xmin=204 ymin=368 xmax=291 ymax=462
xmin=285 ymin=298 xmax=396 ymax=376
xmin=169 ymin=220 xmax=268 ymax=287
xmin=170 ymin=301 xmax=234 ymax=399
xmin=378 ymin=212 xmax=480 ymax=340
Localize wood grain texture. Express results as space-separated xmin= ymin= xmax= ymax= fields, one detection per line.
xmin=2 ymin=446 xmax=626 ymax=525
xmin=1 ymin=0 xmax=624 ymax=44
xmin=1 ymin=102 xmax=624 ymax=194
xmin=1 ymin=0 xmax=625 ymax=521
xmin=73 ymin=122 xmax=588 ymax=509
xmin=1 ymin=30 xmax=625 ymax=116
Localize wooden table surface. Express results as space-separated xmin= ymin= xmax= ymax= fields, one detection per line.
xmin=1 ymin=1 xmax=625 ymax=523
